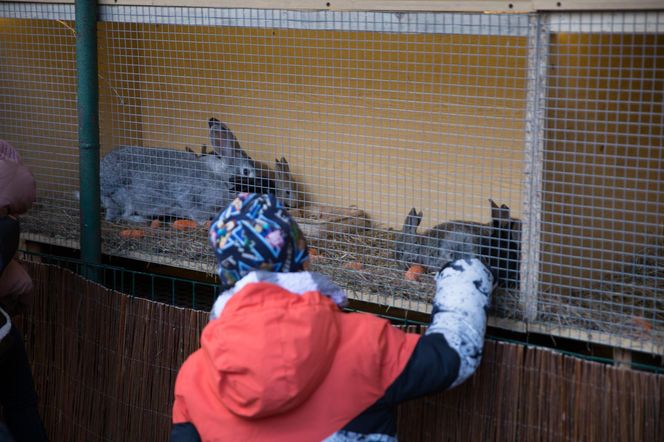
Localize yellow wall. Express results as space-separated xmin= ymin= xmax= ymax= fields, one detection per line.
xmin=101 ymin=23 xmax=528 ymax=228
xmin=1 ymin=19 xmax=529 ymax=228
xmin=0 ymin=18 xmax=79 ymax=196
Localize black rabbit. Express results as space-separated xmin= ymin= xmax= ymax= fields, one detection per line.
xmin=228 ymin=157 xmax=302 ymax=209
xmin=480 ymin=200 xmax=521 ymax=288
xmin=394 ymin=199 xmax=521 ymax=288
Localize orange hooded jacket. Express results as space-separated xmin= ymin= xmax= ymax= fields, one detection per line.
xmin=172 ymin=281 xmax=420 ymax=441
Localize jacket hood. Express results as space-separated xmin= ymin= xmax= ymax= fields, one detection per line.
xmin=209 ymin=270 xmax=348 ymax=321
xmin=201 ymin=282 xmax=341 ymax=419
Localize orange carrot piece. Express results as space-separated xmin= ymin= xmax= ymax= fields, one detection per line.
xmin=172 ymin=219 xmax=198 ymax=230
xmin=405 ymin=264 xmax=425 ymax=281
xmin=343 ymin=261 xmax=363 ymax=271
xmin=119 ymin=229 xmax=145 ymax=239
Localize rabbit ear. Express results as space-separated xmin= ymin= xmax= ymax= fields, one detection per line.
xmin=275 ymin=157 xmax=291 ymax=173
xmin=208 ymin=118 xmax=240 ymax=158
xmin=403 ymin=208 xmax=423 ymax=232
xmin=490 ymin=199 xmax=510 ymax=225
xmin=408 ymin=207 xmax=423 ymax=220
xmin=499 ymin=204 xmax=511 ymax=226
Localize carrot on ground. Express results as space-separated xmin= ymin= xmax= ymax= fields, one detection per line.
xmin=119 ymin=229 xmax=145 ymax=239
xmin=343 ymin=261 xmax=363 ymax=271
xmin=172 ymin=219 xmax=198 ymax=230
xmin=405 ymin=264 xmax=425 ymax=281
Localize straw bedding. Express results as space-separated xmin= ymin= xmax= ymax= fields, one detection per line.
xmin=20 ymin=198 xmax=663 ymax=346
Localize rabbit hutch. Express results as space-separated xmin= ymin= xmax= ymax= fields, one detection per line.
xmin=1 ymin=0 xmax=663 ymax=440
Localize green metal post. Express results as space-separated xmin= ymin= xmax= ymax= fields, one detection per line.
xmin=76 ymin=0 xmax=101 ymax=281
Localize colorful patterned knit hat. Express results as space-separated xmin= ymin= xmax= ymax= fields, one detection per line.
xmin=209 ymin=193 xmax=309 ymax=289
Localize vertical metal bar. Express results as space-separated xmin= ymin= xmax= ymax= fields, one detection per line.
xmin=521 ymin=13 xmax=549 ymax=322
xmin=76 ymin=0 xmax=101 ymax=281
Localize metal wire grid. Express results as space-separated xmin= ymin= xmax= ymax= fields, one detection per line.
xmin=0 ymin=3 xmax=79 ymax=249
xmin=1 ymin=4 xmax=661 ymax=352
xmin=539 ymin=12 xmax=663 ymax=350
xmin=94 ymin=6 xmax=530 ymax=316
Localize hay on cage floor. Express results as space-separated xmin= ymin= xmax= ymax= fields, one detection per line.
xmin=20 ymin=197 xmax=663 ymax=344
xmin=538 ymin=234 xmax=664 ymax=341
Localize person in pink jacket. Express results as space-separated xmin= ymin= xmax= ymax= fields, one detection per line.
xmin=0 ymin=140 xmax=48 ymax=441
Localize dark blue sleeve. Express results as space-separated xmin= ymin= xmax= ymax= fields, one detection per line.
xmin=381 ymin=332 xmax=460 ymax=404
xmin=0 ymin=217 xmax=20 ymax=276
xmin=339 ymin=333 xmax=460 ymax=436
xmin=170 ymin=423 xmax=201 ymax=442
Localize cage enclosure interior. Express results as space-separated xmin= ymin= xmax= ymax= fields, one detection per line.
xmin=0 ymin=2 xmax=662 ymax=355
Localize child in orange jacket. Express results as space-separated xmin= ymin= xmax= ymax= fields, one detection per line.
xmin=171 ymin=193 xmax=495 ymax=442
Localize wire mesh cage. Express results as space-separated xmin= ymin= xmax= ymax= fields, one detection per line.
xmin=0 ymin=3 xmax=79 ymax=249
xmin=0 ymin=3 xmax=662 ymax=354
xmin=538 ymin=12 xmax=664 ymax=352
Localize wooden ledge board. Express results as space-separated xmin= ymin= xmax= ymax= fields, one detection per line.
xmin=5 ymin=1 xmax=664 ymax=13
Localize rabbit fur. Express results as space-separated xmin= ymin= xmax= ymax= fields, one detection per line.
xmin=481 ymin=200 xmax=522 ymax=288
xmin=100 ymin=118 xmax=257 ymax=224
xmin=228 ymin=157 xmax=303 ymax=209
xmin=394 ymin=199 xmax=521 ymax=287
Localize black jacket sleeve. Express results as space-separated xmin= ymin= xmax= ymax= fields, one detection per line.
xmin=0 ymin=217 xmax=19 ymax=276
xmin=381 ymin=333 xmax=460 ymax=404
xmin=170 ymin=423 xmax=201 ymax=442
xmin=339 ymin=333 xmax=460 ymax=436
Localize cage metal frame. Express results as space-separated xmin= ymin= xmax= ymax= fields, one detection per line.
xmin=1 ymin=2 xmax=662 ymax=356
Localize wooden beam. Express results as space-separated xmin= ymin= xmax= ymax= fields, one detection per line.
xmin=4 ymin=4 xmax=662 ymax=35
xmin=3 ymin=0 xmax=664 ymax=13
xmin=1 ymin=1 xmax=531 ymax=13
xmin=534 ymin=0 xmax=664 ymax=11
xmin=520 ymin=13 xmax=548 ymax=322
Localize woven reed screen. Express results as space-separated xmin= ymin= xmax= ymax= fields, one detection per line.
xmin=14 ymin=261 xmax=663 ymax=441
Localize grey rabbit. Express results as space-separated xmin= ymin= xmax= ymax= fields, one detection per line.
xmin=100 ymin=118 xmax=257 ymax=224
xmin=394 ymin=199 xmax=521 ymax=286
xmin=228 ymin=157 xmax=303 ymax=209
xmin=394 ymin=208 xmax=491 ymax=272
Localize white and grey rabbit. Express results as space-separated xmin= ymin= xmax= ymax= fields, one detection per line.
xmin=228 ymin=157 xmax=303 ymax=209
xmin=394 ymin=199 xmax=521 ymax=287
xmin=100 ymin=118 xmax=257 ymax=224
xmin=100 ymin=146 xmax=195 ymax=223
